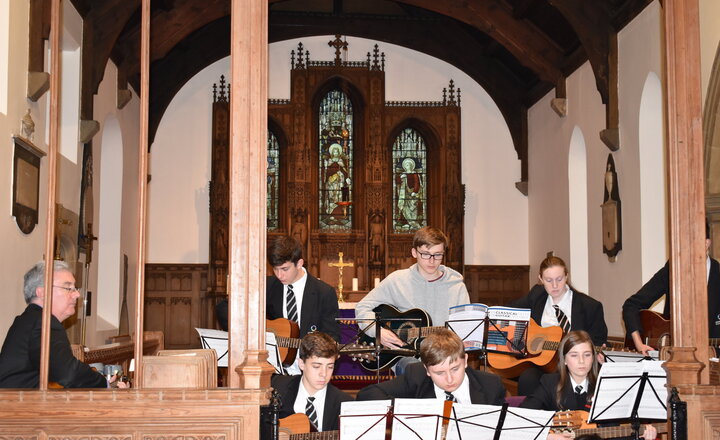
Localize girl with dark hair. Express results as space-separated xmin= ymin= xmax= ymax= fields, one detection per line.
xmin=521 ymin=331 xmax=657 ymax=440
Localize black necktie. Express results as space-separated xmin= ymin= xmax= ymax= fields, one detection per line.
xmin=444 ymin=391 xmax=457 ymax=402
xmin=553 ymin=305 xmax=571 ymax=333
xmin=575 ymin=385 xmax=583 ymax=394
xmin=305 ymin=396 xmax=318 ymax=429
xmin=286 ymin=284 xmax=298 ymax=322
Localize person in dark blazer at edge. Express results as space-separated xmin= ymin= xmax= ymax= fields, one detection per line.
xmin=356 ymin=328 xmax=506 ymax=405
xmin=261 ymin=332 xmax=353 ymax=439
xmin=509 ymin=256 xmax=608 ymax=396
xmin=623 ymin=220 xmax=720 ymax=355
xmin=216 ymin=235 xmax=340 ymax=342
xmin=521 ymin=331 xmax=657 ymax=440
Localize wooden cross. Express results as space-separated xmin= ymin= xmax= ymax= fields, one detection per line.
xmin=328 ymin=251 xmax=353 ymax=302
xmin=328 ymin=34 xmax=348 ymax=65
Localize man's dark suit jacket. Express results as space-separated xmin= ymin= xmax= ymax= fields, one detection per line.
xmin=217 ymin=273 xmax=340 ymax=341
xmin=266 ymin=274 xmax=340 ymax=341
xmin=509 ymin=284 xmax=608 ymax=346
xmin=0 ymin=304 xmax=107 ymax=388
xmin=270 ymin=374 xmax=353 ymax=431
xmin=519 ymin=373 xmax=590 ymax=411
xmin=622 ymin=258 xmax=720 ymax=339
xmin=355 ymin=362 xmax=506 ymax=405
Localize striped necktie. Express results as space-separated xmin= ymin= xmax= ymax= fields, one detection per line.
xmin=286 ymin=284 xmax=298 ymax=323
xmin=553 ymin=305 xmax=571 ymax=333
xmin=444 ymin=391 xmax=457 ymax=402
xmin=305 ymin=396 xmax=318 ymax=429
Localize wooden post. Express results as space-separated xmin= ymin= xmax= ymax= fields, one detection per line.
xmin=132 ymin=0 xmax=151 ymax=385
xmin=38 ymin=0 xmax=61 ymax=391
xmin=228 ymin=0 xmax=274 ymax=389
xmin=662 ymin=0 xmax=708 ymax=386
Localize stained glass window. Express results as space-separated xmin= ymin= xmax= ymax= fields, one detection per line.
xmin=267 ymin=130 xmax=280 ymax=230
xmin=392 ymin=128 xmax=427 ymax=232
xmin=318 ymin=90 xmax=353 ymax=230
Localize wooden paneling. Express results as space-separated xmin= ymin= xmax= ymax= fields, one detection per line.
xmin=0 ymin=389 xmax=266 ymax=439
xmin=463 ymin=265 xmax=530 ymax=306
xmin=144 ymin=264 xmax=208 ymax=349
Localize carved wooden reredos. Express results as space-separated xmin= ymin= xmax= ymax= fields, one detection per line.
xmin=209 ymin=38 xmax=465 ymax=293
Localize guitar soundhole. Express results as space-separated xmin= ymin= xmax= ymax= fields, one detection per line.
xmin=528 ymin=337 xmax=545 ymax=354
xmin=397 ymin=322 xmax=416 ymax=343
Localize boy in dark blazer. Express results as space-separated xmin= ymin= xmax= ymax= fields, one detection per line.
xmin=217 ymin=236 xmax=339 ymax=341
xmin=265 ymin=332 xmax=353 ymax=435
xmin=356 ymin=328 xmax=506 ymax=405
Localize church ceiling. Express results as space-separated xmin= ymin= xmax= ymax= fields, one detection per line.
xmin=59 ymin=0 xmax=652 ymax=186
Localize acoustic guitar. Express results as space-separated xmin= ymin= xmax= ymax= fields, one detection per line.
xmin=487 ymin=320 xmax=625 ymax=378
xmin=279 ymin=413 xmax=338 ymax=440
xmin=357 ymin=304 xmax=445 ymax=371
xmin=267 ymin=318 xmax=376 ymax=365
xmin=552 ymin=410 xmax=667 ymax=439
xmin=486 ymin=319 xmax=563 ymax=377
xmin=623 ymin=310 xmax=720 ymax=356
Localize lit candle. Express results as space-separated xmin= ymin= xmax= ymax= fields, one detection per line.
xmin=374 ymin=277 xmax=380 ymax=288
xmin=352 ymin=278 xmax=359 ymax=291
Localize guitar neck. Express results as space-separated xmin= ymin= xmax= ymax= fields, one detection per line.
xmin=408 ymin=326 xmax=447 ymax=339
xmin=574 ymin=422 xmax=666 ymax=439
xmin=287 ymin=430 xmax=338 ymax=440
xmin=275 ymin=336 xmax=301 ymax=349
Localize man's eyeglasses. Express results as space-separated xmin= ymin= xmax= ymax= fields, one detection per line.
xmin=417 ymin=251 xmax=444 ymax=261
xmin=53 ymin=285 xmax=80 ymax=293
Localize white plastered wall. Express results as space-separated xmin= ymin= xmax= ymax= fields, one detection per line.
xmin=528 ymin=2 xmax=663 ymax=336
xmin=148 ymin=36 xmax=528 ymax=266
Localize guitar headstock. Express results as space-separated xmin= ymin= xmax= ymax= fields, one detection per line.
xmin=342 ymin=342 xmax=377 ymax=362
xmin=551 ymin=410 xmax=585 ymax=432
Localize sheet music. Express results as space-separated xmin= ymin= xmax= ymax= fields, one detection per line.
xmin=589 ymin=360 xmax=667 ymax=422
xmin=265 ymin=332 xmax=284 ymax=374
xmin=602 ymin=350 xmax=659 ymax=362
xmin=340 ymin=400 xmax=392 ymax=440
xmin=445 ymin=403 xmax=501 ymax=439
xmin=448 ymin=304 xmax=488 ymax=350
xmin=393 ymin=398 xmax=444 ymax=440
xmin=496 ymin=407 xmax=555 ymax=440
xmin=486 ymin=307 xmax=532 ymax=355
xmin=195 ymin=328 xmax=229 ymax=367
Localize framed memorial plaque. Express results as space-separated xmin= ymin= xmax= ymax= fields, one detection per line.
xmin=12 ymin=135 xmax=45 ymax=234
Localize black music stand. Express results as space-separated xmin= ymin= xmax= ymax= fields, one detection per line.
xmin=588 ymin=361 xmax=668 ymax=440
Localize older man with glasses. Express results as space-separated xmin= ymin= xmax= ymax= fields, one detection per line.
xmin=0 ymin=261 xmax=118 ymax=388
xmin=355 ymin=226 xmax=470 ymax=374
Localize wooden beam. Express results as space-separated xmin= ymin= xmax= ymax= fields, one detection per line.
xmin=549 ymin=0 xmax=620 ymax=150
xmin=79 ymin=0 xmax=138 ymax=120
xmin=229 ymin=0 xmax=274 ymax=389
xmin=394 ymin=0 xmax=565 ymax=84
xmin=132 ymin=0 xmax=151 ymax=386
xmin=662 ymin=0 xmax=708 ymax=386
xmin=39 ymin=0 xmax=62 ymax=390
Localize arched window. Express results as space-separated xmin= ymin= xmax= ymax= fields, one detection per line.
xmin=318 ymin=89 xmax=353 ymax=231
xmin=267 ymin=130 xmax=280 ymax=230
xmin=392 ymin=127 xmax=427 ymax=232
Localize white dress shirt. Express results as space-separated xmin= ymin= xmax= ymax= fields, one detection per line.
xmin=541 ymin=287 xmax=574 ymax=328
xmin=433 ymin=373 xmax=471 ymax=404
xmin=282 ymin=268 xmax=308 ymax=324
xmin=293 ymin=379 xmax=328 ymax=431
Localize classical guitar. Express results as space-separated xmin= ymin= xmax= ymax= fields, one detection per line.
xmin=267 ymin=318 xmax=377 ymax=365
xmin=552 ymin=410 xmax=667 ymax=439
xmin=487 ymin=320 xmax=625 ymax=378
xmin=357 ymin=304 xmax=445 ymax=371
xmin=279 ymin=413 xmax=338 ymax=440
xmin=486 ymin=319 xmax=563 ymax=377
